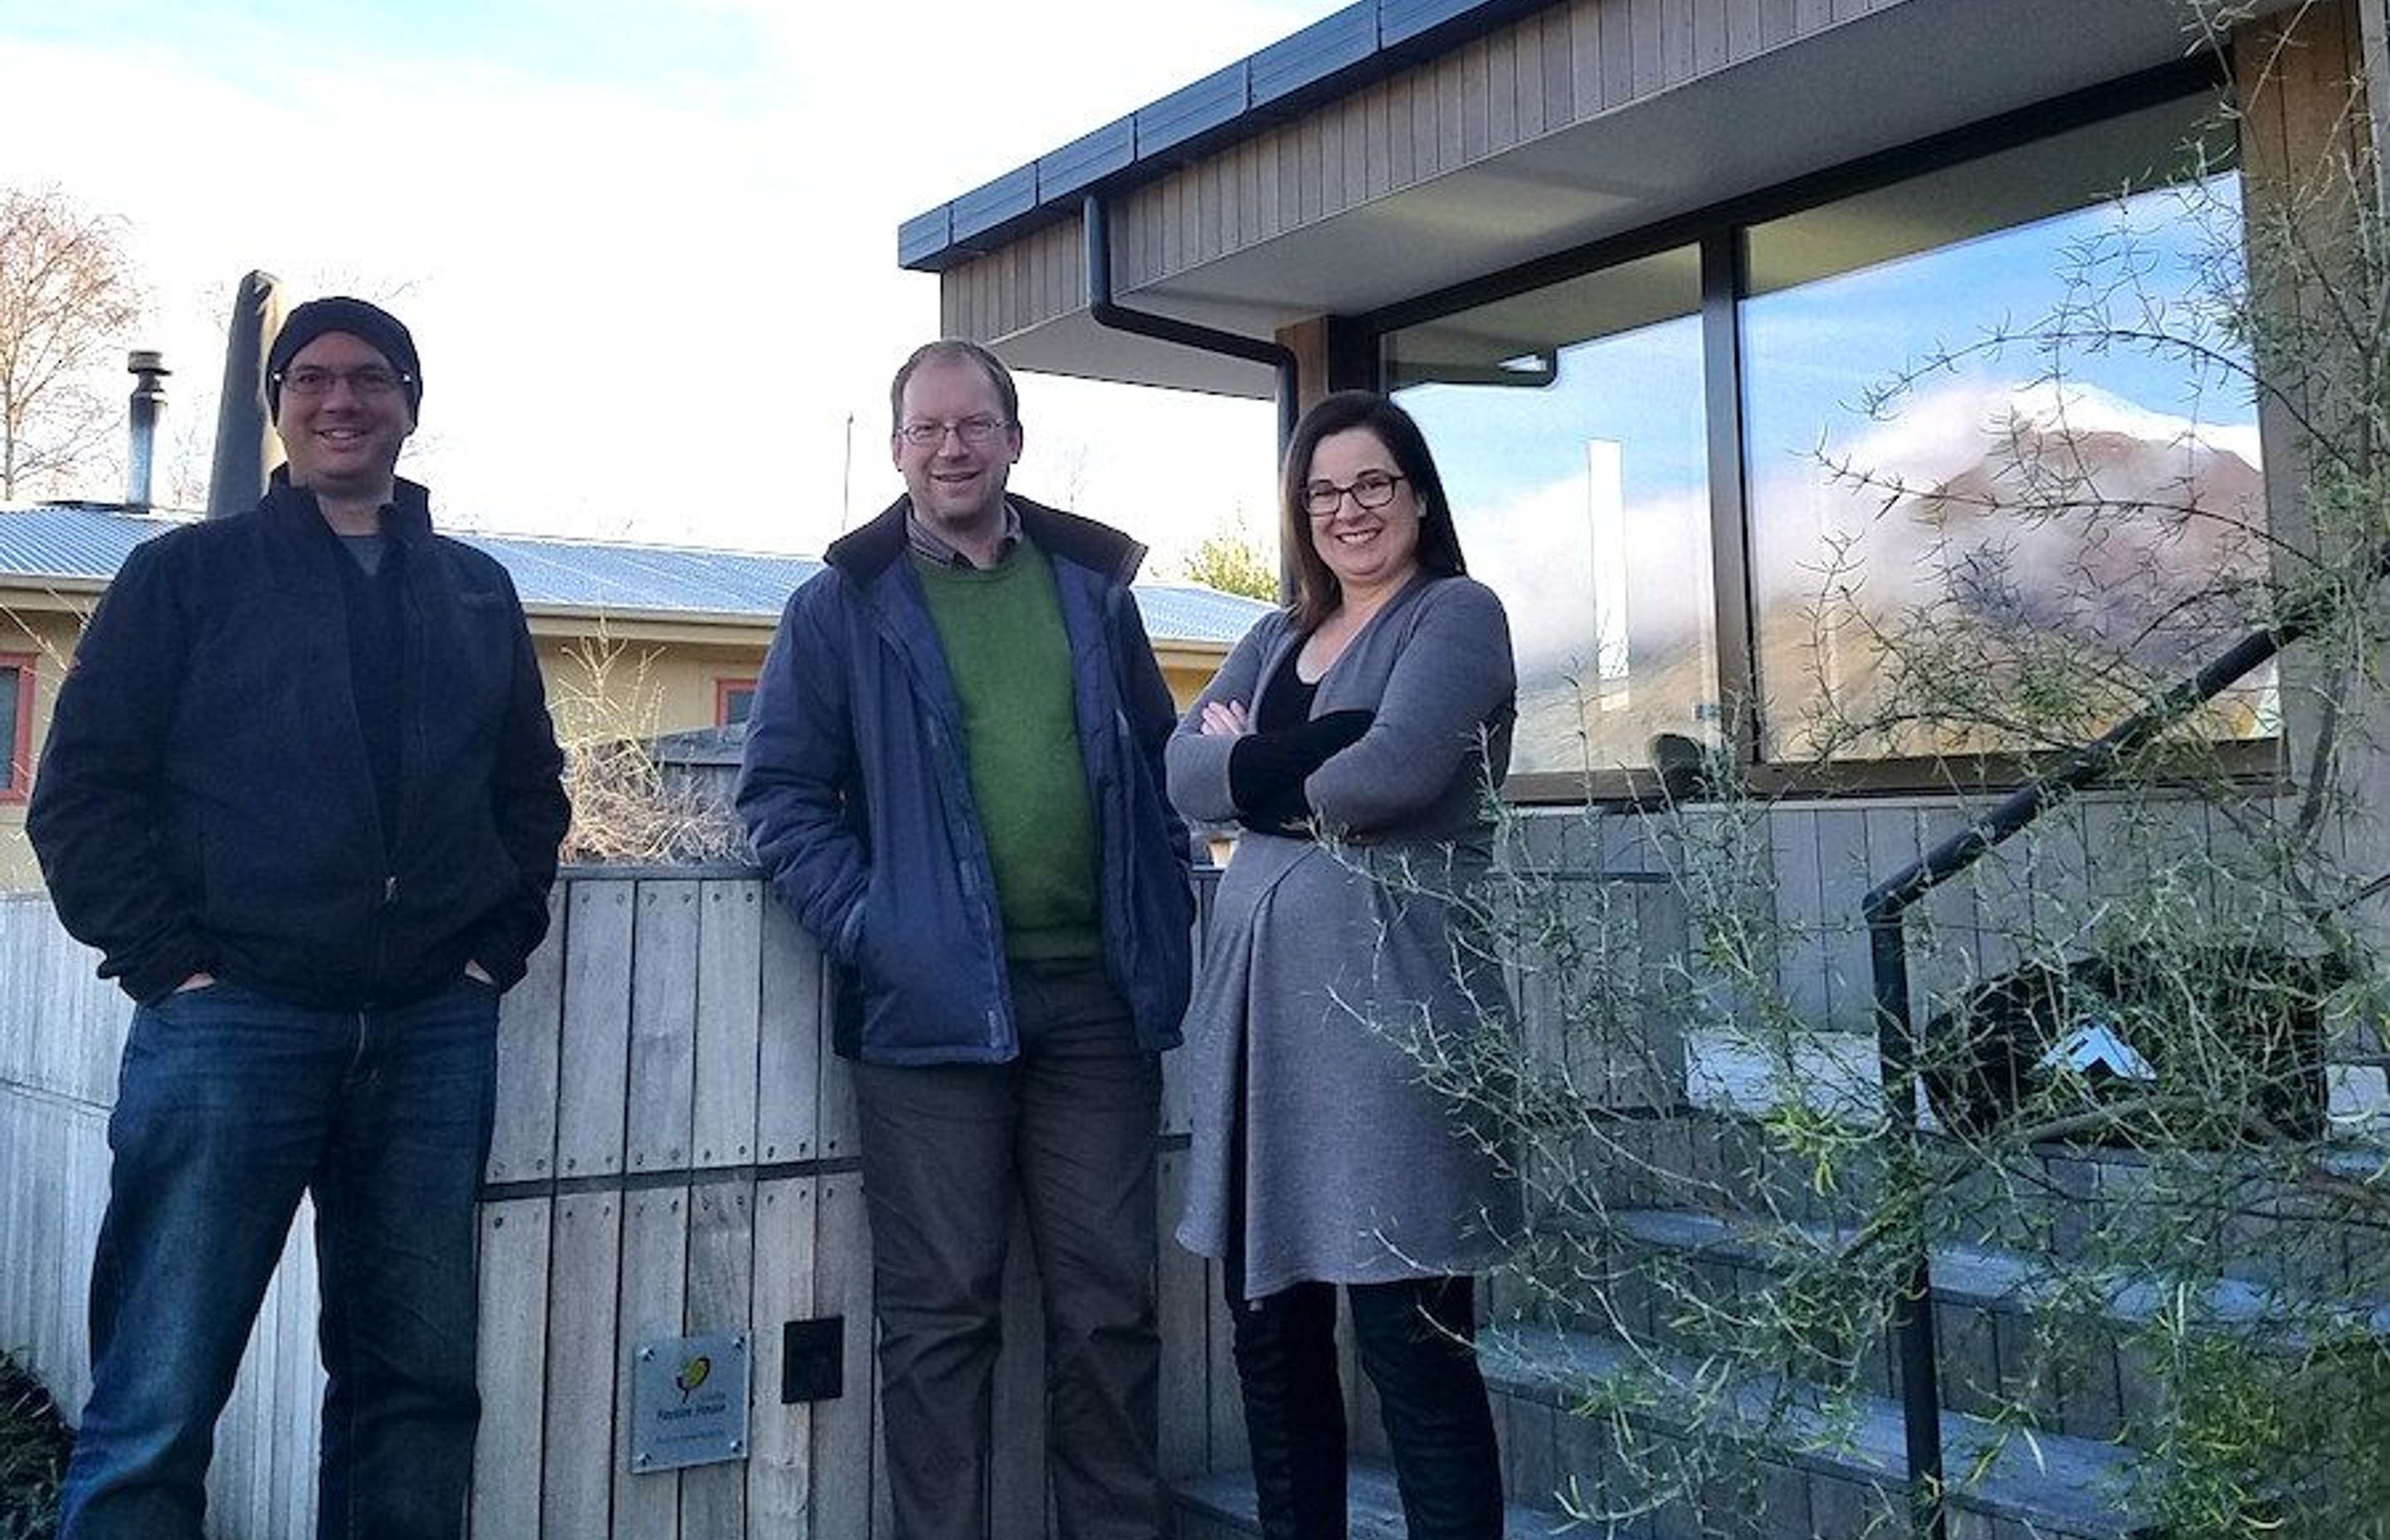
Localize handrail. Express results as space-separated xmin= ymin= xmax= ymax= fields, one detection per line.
xmin=1859 ymin=545 xmax=2390 ymax=1540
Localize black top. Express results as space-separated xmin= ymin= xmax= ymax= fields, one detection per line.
xmin=337 ymin=533 xmax=407 ymax=855
xmin=27 ymin=471 xmax=572 ymax=1006
xmin=1226 ymin=642 xmax=1373 ymax=836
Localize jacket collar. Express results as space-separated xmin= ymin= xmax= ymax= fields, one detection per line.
xmin=260 ymin=465 xmax=435 ymax=548
xmin=827 ymin=493 xmax=1147 ymax=587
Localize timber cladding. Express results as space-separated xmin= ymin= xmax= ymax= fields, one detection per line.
xmin=940 ymin=0 xmax=1900 ymax=346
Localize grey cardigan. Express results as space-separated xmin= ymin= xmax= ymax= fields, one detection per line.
xmin=1168 ymin=573 xmax=1520 ymax=1295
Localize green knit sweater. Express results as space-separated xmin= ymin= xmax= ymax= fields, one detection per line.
xmin=913 ymin=544 xmax=1101 ymax=961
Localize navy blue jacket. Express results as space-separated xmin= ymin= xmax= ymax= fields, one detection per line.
xmin=736 ymin=496 xmax=1193 ymax=1065
xmin=28 ymin=474 xmax=570 ymax=1007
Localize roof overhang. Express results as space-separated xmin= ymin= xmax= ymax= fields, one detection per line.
xmin=0 ymin=578 xmax=110 ymax=608
xmin=910 ymin=0 xmax=2266 ymax=397
xmin=521 ymin=607 xmax=782 ymax=647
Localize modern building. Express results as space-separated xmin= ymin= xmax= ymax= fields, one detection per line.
xmin=899 ymin=0 xmax=2371 ymax=799
xmin=0 ymin=501 xmax=1269 ymax=886
xmin=895 ymin=2 xmax=2390 ymax=1534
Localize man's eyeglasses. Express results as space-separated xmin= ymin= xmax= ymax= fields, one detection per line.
xmin=898 ymin=416 xmax=1009 ymax=448
xmin=1304 ymin=471 xmax=1407 ymax=519
xmin=276 ymin=366 xmax=411 ymax=400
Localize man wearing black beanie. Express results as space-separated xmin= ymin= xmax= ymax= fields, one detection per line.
xmin=32 ymin=295 xmax=571 ymax=1540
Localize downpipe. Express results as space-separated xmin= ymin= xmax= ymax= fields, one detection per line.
xmin=1081 ymin=194 xmax=1300 ymax=459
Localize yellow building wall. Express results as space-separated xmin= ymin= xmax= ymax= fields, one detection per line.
xmin=533 ymin=631 xmax=772 ymax=739
xmin=0 ymin=597 xmax=1231 ymax=890
xmin=0 ymin=604 xmax=95 ymax=891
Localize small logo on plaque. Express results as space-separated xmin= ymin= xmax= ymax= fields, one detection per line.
xmin=629 ymin=1333 xmax=749 ymax=1472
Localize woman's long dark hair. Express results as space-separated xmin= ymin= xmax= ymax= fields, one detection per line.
xmin=1280 ymin=391 xmax=1468 ymax=631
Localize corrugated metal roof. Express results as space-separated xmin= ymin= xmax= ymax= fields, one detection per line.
xmin=453 ymin=531 xmax=824 ymax=617
xmin=0 ymin=503 xmax=183 ymax=582
xmin=1129 ymin=582 xmax=1276 ymax=646
xmin=0 ymin=502 xmax=1271 ymax=646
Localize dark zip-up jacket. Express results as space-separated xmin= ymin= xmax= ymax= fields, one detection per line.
xmin=28 ymin=473 xmax=571 ymax=1007
xmin=736 ymin=495 xmax=1194 ymax=1065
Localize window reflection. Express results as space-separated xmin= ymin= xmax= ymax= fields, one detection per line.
xmin=1390 ymin=247 xmax=1716 ymax=777
xmin=1741 ymin=97 xmax=2265 ymax=762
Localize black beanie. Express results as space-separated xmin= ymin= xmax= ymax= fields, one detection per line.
xmin=266 ymin=296 xmax=423 ymax=420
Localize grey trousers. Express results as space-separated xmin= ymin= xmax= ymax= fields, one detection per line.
xmin=853 ymin=959 xmax=1168 ymax=1540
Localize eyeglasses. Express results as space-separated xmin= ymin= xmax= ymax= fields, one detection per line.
xmin=898 ymin=416 xmax=1010 ymax=448
xmin=1304 ymin=471 xmax=1407 ymax=519
xmin=276 ymin=365 xmax=411 ymax=400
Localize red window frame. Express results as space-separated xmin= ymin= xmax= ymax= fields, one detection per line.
xmin=1 ymin=653 xmax=34 ymax=805
xmin=715 ymin=676 xmax=758 ymax=728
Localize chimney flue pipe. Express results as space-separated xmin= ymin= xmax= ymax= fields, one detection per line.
xmin=126 ymin=349 xmax=169 ymax=510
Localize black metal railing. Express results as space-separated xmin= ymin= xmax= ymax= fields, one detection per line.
xmin=1860 ymin=552 xmax=2390 ymax=1540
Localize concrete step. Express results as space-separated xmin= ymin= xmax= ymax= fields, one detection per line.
xmin=1543 ymin=1206 xmax=2390 ymax=1443
xmin=1172 ymin=1460 xmax=1577 ymax=1540
xmin=1479 ymin=1322 xmax=2158 ymax=1540
xmin=1682 ymin=1024 xmax=2390 ymax=1141
xmin=1560 ymin=1107 xmax=2390 ymax=1304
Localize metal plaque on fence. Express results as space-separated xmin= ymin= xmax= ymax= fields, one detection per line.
xmin=628 ymin=1333 xmax=749 ymax=1472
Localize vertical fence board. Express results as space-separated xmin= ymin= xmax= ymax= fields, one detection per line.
xmin=615 ymin=1186 xmax=691 ymax=1540
xmin=27 ymin=1102 xmax=64 ymax=1401
xmin=1968 ymin=799 xmax=2037 ymax=978
xmin=558 ymin=881 xmax=637 ymax=1179
xmin=749 ymin=1177 xmax=817 ymax=1534
xmin=818 ymin=1051 xmax=861 ymax=1167
xmin=269 ymin=1213 xmax=324 ymax=1540
xmin=812 ymin=1172 xmax=877 ymax=1540
xmin=1633 ymin=882 xmax=1692 ymax=1108
xmin=680 ymin=1180 xmax=756 ymax=1538
xmin=1768 ymin=807 xmax=1830 ymax=1026
xmin=474 ymin=1197 xmax=553 ymax=1540
xmin=695 ymin=882 xmax=764 ymax=1169
xmin=2 ymin=1107 xmax=30 ymax=1384
xmin=544 ymin=1191 xmax=624 ymax=1540
xmin=629 ymin=884 xmax=701 ymax=1175
xmin=757 ymin=904 xmax=824 ymax=1165
xmin=1814 ymin=807 xmax=1875 ymax=1031
xmin=489 ymin=887 xmax=567 ymax=1182
xmin=2024 ymin=802 xmax=2097 ymax=953
xmin=1155 ymin=1152 xmax=1207 ymax=1480
xmin=1911 ymin=802 xmax=1989 ymax=1007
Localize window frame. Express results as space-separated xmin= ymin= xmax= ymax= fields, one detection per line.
xmin=715 ymin=676 xmax=758 ymax=729
xmin=1358 ymin=56 xmax=2275 ymax=804
xmin=0 ymin=652 xmax=33 ymax=806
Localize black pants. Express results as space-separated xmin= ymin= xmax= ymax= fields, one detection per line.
xmin=1226 ymin=1274 xmax=1503 ymax=1540
xmin=854 ymin=960 xmax=1166 ymax=1539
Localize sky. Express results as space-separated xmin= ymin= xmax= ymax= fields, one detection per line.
xmin=2 ymin=0 xmax=1343 ymax=566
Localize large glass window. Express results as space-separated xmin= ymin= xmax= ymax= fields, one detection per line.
xmin=1741 ymin=96 xmax=2260 ymax=763
xmin=1389 ymin=247 xmax=1715 ymax=780
xmin=1380 ymin=84 xmax=2261 ymax=792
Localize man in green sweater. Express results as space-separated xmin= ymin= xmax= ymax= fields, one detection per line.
xmin=739 ymin=340 xmax=1194 ymax=1538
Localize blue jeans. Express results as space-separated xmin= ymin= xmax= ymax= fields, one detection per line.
xmin=59 ymin=977 xmax=500 ymax=1540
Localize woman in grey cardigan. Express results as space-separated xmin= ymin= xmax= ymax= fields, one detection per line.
xmin=1168 ymin=391 xmax=1518 ymax=1539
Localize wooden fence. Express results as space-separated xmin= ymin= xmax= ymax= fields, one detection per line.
xmin=461 ymin=865 xmax=1263 ymax=1540
xmin=0 ymin=894 xmax=327 ymax=1536
xmin=0 ymin=869 xmax=1262 ymax=1538
xmin=2 ymin=792 xmax=2262 ymax=1537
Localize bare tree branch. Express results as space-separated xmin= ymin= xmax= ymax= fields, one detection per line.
xmin=0 ymin=186 xmax=141 ymax=500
